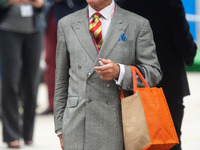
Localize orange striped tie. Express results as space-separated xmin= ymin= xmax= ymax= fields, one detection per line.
xmin=89 ymin=12 xmax=103 ymax=50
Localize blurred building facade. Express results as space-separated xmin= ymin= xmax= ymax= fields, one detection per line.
xmin=183 ymin=0 xmax=200 ymax=71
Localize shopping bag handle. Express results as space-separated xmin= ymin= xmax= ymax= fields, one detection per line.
xmin=131 ymin=66 xmax=149 ymax=92
xmin=121 ymin=66 xmax=149 ymax=99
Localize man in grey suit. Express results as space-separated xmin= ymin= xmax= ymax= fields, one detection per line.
xmin=54 ymin=0 xmax=162 ymax=149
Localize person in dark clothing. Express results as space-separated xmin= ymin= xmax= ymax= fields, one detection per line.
xmin=115 ymin=0 xmax=197 ymax=149
xmin=0 ymin=0 xmax=46 ymax=148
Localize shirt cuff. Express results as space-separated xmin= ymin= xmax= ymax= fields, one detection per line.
xmin=56 ymin=129 xmax=62 ymax=136
xmin=114 ymin=64 xmax=125 ymax=86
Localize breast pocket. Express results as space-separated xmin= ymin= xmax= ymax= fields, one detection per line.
xmin=110 ymin=40 xmax=135 ymax=65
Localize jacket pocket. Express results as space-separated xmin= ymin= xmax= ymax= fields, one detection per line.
xmin=110 ymin=40 xmax=135 ymax=65
xmin=63 ymin=97 xmax=79 ymax=126
xmin=67 ymin=97 xmax=79 ymax=108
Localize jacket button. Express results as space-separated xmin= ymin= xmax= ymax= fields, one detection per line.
xmin=78 ymin=64 xmax=82 ymax=69
xmin=86 ymin=98 xmax=91 ymax=103
xmin=87 ymin=72 xmax=91 ymax=77
xmin=127 ymin=86 xmax=131 ymax=90
xmin=106 ymin=84 xmax=110 ymax=88
xmin=87 ymin=80 xmax=91 ymax=84
xmin=106 ymin=101 xmax=111 ymax=105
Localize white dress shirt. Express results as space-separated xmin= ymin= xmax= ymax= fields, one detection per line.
xmin=88 ymin=0 xmax=115 ymax=40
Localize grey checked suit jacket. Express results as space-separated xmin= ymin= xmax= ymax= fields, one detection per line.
xmin=54 ymin=4 xmax=162 ymax=150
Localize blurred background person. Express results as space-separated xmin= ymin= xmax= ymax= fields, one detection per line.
xmin=0 ymin=61 xmax=1 ymax=119
xmin=115 ymin=0 xmax=197 ymax=149
xmin=39 ymin=0 xmax=87 ymax=115
xmin=0 ymin=0 xmax=46 ymax=148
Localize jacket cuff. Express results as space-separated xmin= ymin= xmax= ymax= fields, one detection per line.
xmin=56 ymin=129 xmax=62 ymax=136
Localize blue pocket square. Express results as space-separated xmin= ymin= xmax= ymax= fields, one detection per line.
xmin=119 ymin=33 xmax=128 ymax=41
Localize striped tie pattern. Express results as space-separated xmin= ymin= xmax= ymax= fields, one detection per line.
xmin=89 ymin=12 xmax=103 ymax=50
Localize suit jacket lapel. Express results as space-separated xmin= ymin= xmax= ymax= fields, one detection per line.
xmin=98 ymin=5 xmax=128 ymax=60
xmin=72 ymin=7 xmax=98 ymax=62
xmin=72 ymin=5 xmax=128 ymax=78
xmin=89 ymin=5 xmax=128 ymax=77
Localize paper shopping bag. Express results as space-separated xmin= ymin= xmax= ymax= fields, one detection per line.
xmin=121 ymin=66 xmax=179 ymax=150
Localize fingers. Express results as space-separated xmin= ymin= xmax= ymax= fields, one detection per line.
xmin=95 ymin=63 xmax=113 ymax=75
xmin=58 ymin=134 xmax=64 ymax=150
xmin=99 ymin=58 xmax=112 ymax=65
xmin=9 ymin=0 xmax=28 ymax=5
xmin=94 ymin=58 xmax=120 ymax=80
xmin=9 ymin=0 xmax=44 ymax=7
xmin=30 ymin=0 xmax=44 ymax=8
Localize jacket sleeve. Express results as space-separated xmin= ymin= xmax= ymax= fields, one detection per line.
xmin=121 ymin=19 xmax=162 ymax=90
xmin=53 ymin=20 xmax=69 ymax=132
xmin=169 ymin=0 xmax=197 ymax=66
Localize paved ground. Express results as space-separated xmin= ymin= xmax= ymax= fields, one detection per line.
xmin=0 ymin=72 xmax=200 ymax=150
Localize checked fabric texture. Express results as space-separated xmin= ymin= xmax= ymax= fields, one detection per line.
xmin=89 ymin=12 xmax=103 ymax=51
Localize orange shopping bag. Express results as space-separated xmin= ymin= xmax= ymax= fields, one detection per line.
xmin=121 ymin=66 xmax=179 ymax=150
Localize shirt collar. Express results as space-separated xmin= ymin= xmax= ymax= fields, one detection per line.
xmin=88 ymin=0 xmax=115 ymax=20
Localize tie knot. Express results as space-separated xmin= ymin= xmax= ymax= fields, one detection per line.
xmin=94 ymin=12 xmax=101 ymax=19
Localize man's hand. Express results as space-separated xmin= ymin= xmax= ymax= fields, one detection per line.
xmin=29 ymin=0 xmax=44 ymax=8
xmin=8 ymin=0 xmax=43 ymax=7
xmin=8 ymin=0 xmax=30 ymax=5
xmin=58 ymin=134 xmax=64 ymax=150
xmin=94 ymin=58 xmax=120 ymax=80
